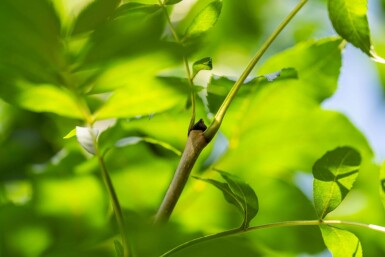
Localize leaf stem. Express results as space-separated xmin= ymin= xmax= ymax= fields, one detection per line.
xmin=158 ymin=0 xmax=181 ymax=42
xmin=320 ymin=220 xmax=385 ymax=233
xmin=184 ymin=55 xmax=197 ymax=132
xmin=92 ymin=132 xmax=130 ymax=257
xmin=159 ymin=219 xmax=385 ymax=257
xmin=63 ymin=55 xmax=129 ymax=254
xmin=158 ymin=0 xmax=196 ymax=131
xmin=204 ymin=0 xmax=308 ymax=141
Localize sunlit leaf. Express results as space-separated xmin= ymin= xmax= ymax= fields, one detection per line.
xmin=63 ymin=128 xmax=77 ymax=139
xmin=320 ymin=225 xmax=362 ymax=257
xmin=94 ymin=84 xmax=184 ymax=120
xmin=76 ymin=126 xmax=99 ymax=155
xmin=192 ymin=57 xmax=213 ymax=78
xmin=184 ymin=0 xmax=222 ymax=39
xmin=72 ymin=0 xmax=120 ymax=35
xmin=83 ymin=50 xmax=186 ymax=120
xmin=194 ymin=170 xmax=258 ymax=229
xmin=4 ymin=81 xmax=83 ymax=119
xmin=327 ymin=0 xmax=385 ymax=63
xmin=313 ymin=146 xmax=361 ymax=219
xmin=206 ymin=68 xmax=297 ymax=114
xmin=87 ymin=51 xmax=181 ymax=94
xmin=258 ymin=37 xmax=343 ymax=101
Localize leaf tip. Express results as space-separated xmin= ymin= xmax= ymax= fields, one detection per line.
xmin=63 ymin=128 xmax=77 ymax=139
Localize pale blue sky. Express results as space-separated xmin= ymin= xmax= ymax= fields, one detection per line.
xmin=322 ymin=0 xmax=385 ymax=163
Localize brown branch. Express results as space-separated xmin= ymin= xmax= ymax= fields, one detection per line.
xmin=154 ymin=122 xmax=208 ymax=224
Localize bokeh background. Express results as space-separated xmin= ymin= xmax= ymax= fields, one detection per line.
xmin=1 ymin=0 xmax=385 ymax=256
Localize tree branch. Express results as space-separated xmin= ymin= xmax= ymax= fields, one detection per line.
xmin=154 ymin=128 xmax=208 ymax=224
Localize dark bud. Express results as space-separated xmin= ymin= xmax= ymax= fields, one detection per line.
xmin=189 ymin=119 xmax=207 ymax=134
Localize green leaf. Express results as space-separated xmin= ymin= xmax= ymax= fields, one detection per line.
xmin=194 ymin=170 xmax=259 ymax=229
xmin=184 ymin=0 xmax=222 ymax=39
xmin=258 ymin=37 xmax=344 ymax=102
xmin=72 ymin=0 xmax=120 ymax=35
xmin=3 ymin=81 xmax=83 ymax=119
xmin=206 ymin=68 xmax=297 ymax=114
xmin=63 ymin=128 xmax=77 ymax=139
xmin=313 ymin=146 xmax=361 ymax=219
xmin=320 ymin=225 xmax=362 ymax=257
xmin=87 ymin=51 xmax=180 ymax=94
xmin=114 ymin=240 xmax=124 ymax=257
xmin=91 ymin=52 xmax=186 ymax=120
xmin=214 ymin=38 xmax=372 ymax=187
xmin=194 ymin=177 xmax=243 ymax=212
xmin=218 ymin=171 xmax=259 ymax=228
xmin=327 ymin=0 xmax=385 ymax=63
xmin=164 ymin=0 xmax=183 ymax=5
xmin=380 ymin=162 xmax=385 ymax=211
xmin=192 ymin=57 xmax=213 ymax=78
xmin=94 ymin=83 xmax=184 ymax=120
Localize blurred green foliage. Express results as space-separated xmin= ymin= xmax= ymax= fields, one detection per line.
xmin=1 ymin=0 xmax=385 ymax=257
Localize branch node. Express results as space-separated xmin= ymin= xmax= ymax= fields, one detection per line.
xmin=189 ymin=118 xmax=207 ymax=134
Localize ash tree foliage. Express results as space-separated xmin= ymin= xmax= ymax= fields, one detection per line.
xmin=1 ymin=0 xmax=385 ymax=257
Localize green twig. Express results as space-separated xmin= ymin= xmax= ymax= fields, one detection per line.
xmin=158 ymin=0 xmax=196 ymax=132
xmin=204 ymin=0 xmax=309 ymax=141
xmin=92 ymin=132 xmax=131 ymax=257
xmin=159 ymin=219 xmax=385 ymax=257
